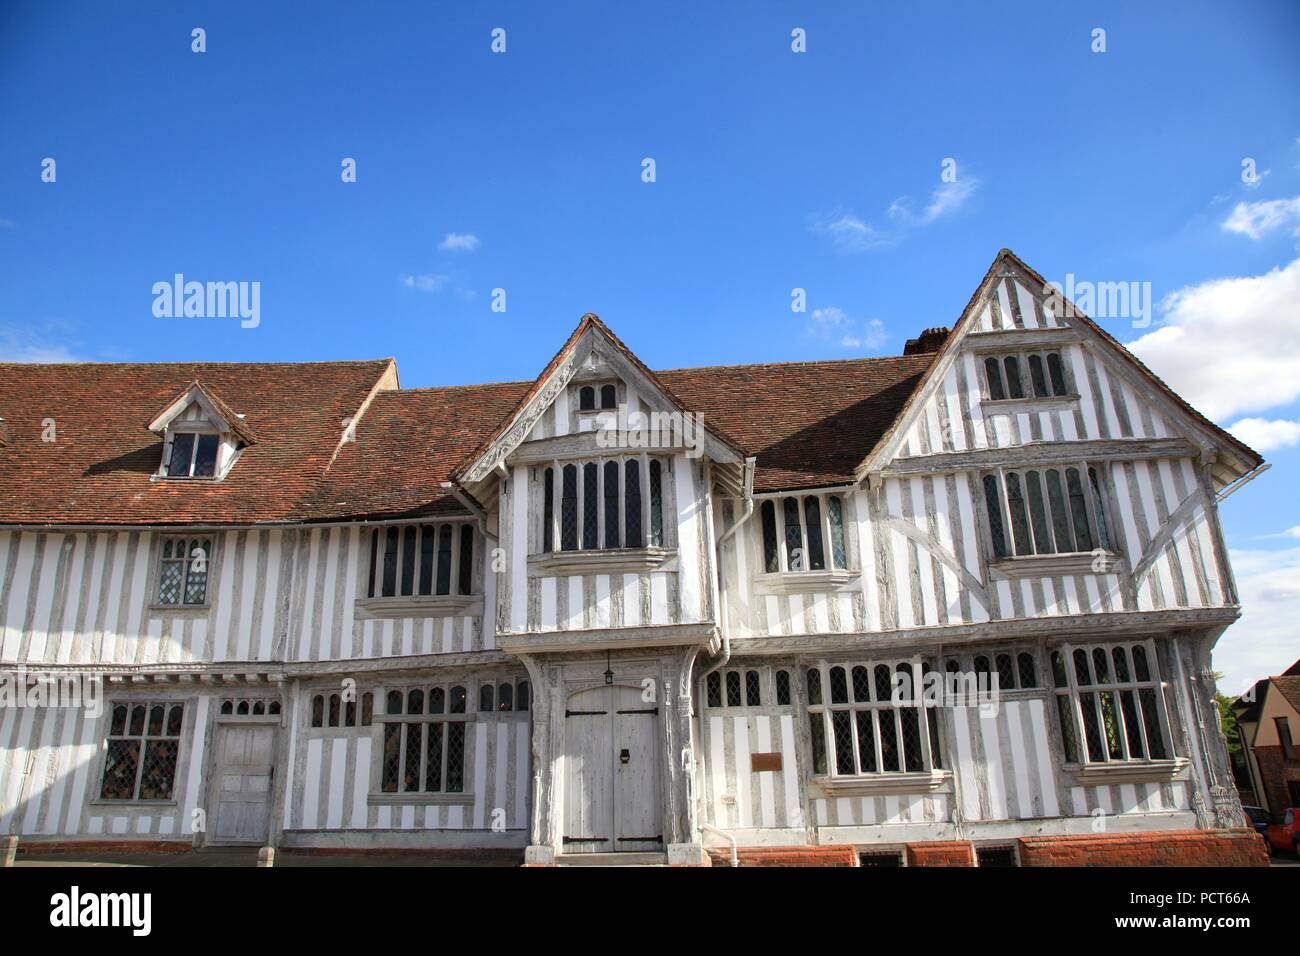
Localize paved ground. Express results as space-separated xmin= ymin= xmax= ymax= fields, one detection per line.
xmin=13 ymin=848 xmax=518 ymax=867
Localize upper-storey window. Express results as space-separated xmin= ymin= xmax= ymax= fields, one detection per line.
xmin=1051 ymin=641 xmax=1171 ymax=765
xmin=981 ymin=465 xmax=1113 ymax=560
xmin=366 ymin=523 xmax=476 ymax=599
xmin=760 ymin=492 xmax=848 ymax=573
xmin=540 ymin=456 xmax=665 ymax=552
xmin=157 ymin=536 xmax=212 ymax=605
xmin=578 ymin=384 xmax=617 ymax=411
xmin=983 ymin=350 xmax=1069 ymax=401
xmin=164 ymin=431 xmax=220 ymax=478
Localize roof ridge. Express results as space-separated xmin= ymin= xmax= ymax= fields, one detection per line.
xmin=656 ymin=354 xmax=931 ymax=374
xmin=0 ymin=358 xmax=394 ymax=370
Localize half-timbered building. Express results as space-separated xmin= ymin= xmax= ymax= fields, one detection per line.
xmin=0 ymin=249 xmax=1267 ymax=865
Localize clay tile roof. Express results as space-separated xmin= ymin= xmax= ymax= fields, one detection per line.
xmin=0 ymin=359 xmax=393 ymax=525
xmin=1272 ymin=677 xmax=1300 ymax=715
xmin=307 ymin=353 xmax=936 ymax=520
xmin=306 ymin=380 xmax=533 ymax=520
xmin=659 ymin=355 xmax=934 ymax=492
xmin=0 ymin=350 xmax=936 ymax=525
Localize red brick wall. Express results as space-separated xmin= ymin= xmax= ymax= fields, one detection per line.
xmin=1253 ymin=745 xmax=1300 ymax=817
xmin=704 ymin=845 xmax=858 ymax=867
xmin=17 ymin=840 xmax=194 ymax=855
xmin=907 ymin=840 xmax=975 ymax=867
xmin=1016 ymin=828 xmax=1267 ymax=867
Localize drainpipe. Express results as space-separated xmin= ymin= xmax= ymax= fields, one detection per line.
xmin=700 ymin=457 xmax=756 ymax=683
xmin=700 ymin=822 xmax=739 ymax=867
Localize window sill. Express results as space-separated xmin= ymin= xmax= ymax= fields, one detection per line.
xmin=812 ymin=770 xmax=951 ymax=796
xmin=148 ymin=603 xmax=211 ymax=614
xmin=981 ymin=395 xmax=1080 ymax=414
xmin=529 ymin=547 xmax=675 ymax=577
xmin=752 ymin=569 xmax=859 ymax=595
xmin=368 ymin=792 xmax=474 ymax=807
xmin=355 ymin=596 xmax=481 ymax=619
xmin=1062 ymin=758 xmax=1187 ymax=786
xmin=90 ymin=798 xmax=179 ymax=808
xmin=989 ymin=551 xmax=1123 ymax=578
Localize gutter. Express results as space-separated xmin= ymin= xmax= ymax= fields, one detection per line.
xmin=440 ymin=481 xmax=495 ymax=541
xmin=700 ymin=457 xmax=756 ymax=682
xmin=1215 ymin=462 xmax=1270 ymax=504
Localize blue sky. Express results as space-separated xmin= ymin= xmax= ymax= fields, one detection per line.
xmin=1 ymin=1 xmax=1298 ymax=690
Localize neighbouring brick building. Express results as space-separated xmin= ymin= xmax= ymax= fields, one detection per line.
xmin=1233 ymin=661 xmax=1300 ymax=820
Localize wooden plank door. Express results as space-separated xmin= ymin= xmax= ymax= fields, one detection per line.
xmin=211 ymin=724 xmax=275 ymax=845
xmin=563 ymin=686 xmax=614 ymax=852
xmin=612 ymin=685 xmax=661 ymax=851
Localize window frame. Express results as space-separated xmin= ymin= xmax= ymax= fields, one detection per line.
xmin=1050 ymin=638 xmax=1175 ymax=769
xmin=364 ymin=520 xmax=479 ymax=603
xmin=981 ymin=462 xmax=1115 ymax=561
xmin=162 ymin=428 xmax=222 ymax=479
xmin=535 ymin=454 xmax=672 ymax=556
xmin=981 ymin=349 xmax=1072 ymax=402
xmin=154 ymin=535 xmax=214 ymax=608
xmin=96 ymin=700 xmax=186 ymax=804
xmin=375 ymin=682 xmax=472 ymax=799
xmin=804 ymin=658 xmax=946 ymax=791
xmin=757 ymin=490 xmax=852 ymax=577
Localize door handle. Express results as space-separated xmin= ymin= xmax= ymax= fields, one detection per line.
xmin=620 ymin=749 xmax=630 ymax=765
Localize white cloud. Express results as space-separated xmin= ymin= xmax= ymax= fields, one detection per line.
xmin=1126 ymin=258 xmax=1300 ymax=420
xmin=0 ymin=324 xmax=82 ymax=363
xmin=1220 ymin=196 xmax=1300 ymax=239
xmin=1227 ymin=417 xmax=1300 ymax=452
xmin=806 ymin=308 xmax=886 ymax=351
xmin=438 ymin=233 xmax=480 ymax=253
xmin=400 ymin=273 xmax=448 ymax=293
xmin=1215 ymin=545 xmax=1300 ymax=697
xmin=888 ymin=177 xmax=981 ymax=227
xmin=1253 ymin=526 xmax=1300 ymax=541
xmin=811 ymin=173 xmax=979 ymax=254
xmin=810 ymin=214 xmax=891 ymax=254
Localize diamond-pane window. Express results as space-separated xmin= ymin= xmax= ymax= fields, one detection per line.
xmin=98 ymin=700 xmax=184 ymax=801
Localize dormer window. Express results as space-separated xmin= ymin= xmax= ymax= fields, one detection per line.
xmin=147 ymin=380 xmax=257 ymax=482
xmin=166 ymin=431 xmax=219 ymax=478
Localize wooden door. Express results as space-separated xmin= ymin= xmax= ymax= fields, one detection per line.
xmin=211 ymin=724 xmax=275 ymax=845
xmin=612 ymin=684 xmax=661 ymax=851
xmin=562 ymin=684 xmax=661 ymax=853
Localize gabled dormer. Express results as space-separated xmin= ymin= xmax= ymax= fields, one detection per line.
xmin=147 ymin=381 xmax=258 ymax=481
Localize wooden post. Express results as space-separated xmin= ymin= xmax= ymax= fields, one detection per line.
xmin=1 ymin=836 xmax=18 ymax=868
xmin=256 ymin=846 xmax=275 ymax=868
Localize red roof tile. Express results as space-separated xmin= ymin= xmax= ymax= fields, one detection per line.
xmin=0 ymin=351 xmax=933 ymax=525
xmin=0 ymin=360 xmax=393 ymax=525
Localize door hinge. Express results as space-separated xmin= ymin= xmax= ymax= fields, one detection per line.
xmin=616 ymin=707 xmax=658 ymax=715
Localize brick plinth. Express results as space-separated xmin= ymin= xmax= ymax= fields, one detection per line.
xmin=704 ymin=845 xmax=858 ymax=867
xmin=1016 ymin=828 xmax=1267 ymax=867
xmin=907 ymin=840 xmax=975 ymax=866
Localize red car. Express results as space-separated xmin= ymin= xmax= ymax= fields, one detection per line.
xmin=1265 ymin=807 xmax=1299 ymax=855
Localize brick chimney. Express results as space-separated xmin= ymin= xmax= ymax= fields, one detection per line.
xmin=903 ymin=327 xmax=949 ymax=356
